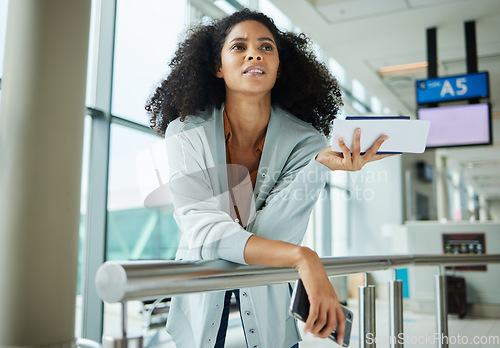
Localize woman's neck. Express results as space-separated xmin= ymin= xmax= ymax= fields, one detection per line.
xmin=224 ymin=93 xmax=271 ymax=150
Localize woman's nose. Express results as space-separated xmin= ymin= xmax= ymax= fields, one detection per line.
xmin=246 ymin=50 xmax=262 ymax=61
xmin=247 ymin=55 xmax=262 ymax=61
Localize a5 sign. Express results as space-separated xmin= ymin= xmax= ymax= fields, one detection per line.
xmin=416 ymin=71 xmax=489 ymax=104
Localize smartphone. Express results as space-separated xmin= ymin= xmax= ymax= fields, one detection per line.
xmin=289 ymin=279 xmax=353 ymax=347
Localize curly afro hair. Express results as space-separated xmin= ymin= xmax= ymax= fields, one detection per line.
xmin=145 ymin=8 xmax=343 ymax=137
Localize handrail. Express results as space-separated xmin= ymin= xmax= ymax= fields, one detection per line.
xmin=95 ymin=254 xmax=500 ymax=303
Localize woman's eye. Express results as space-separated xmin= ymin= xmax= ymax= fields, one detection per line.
xmin=261 ymin=44 xmax=273 ymax=51
xmin=231 ymin=44 xmax=245 ymax=50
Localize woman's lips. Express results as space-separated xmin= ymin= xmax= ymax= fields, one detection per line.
xmin=243 ymin=65 xmax=265 ymax=76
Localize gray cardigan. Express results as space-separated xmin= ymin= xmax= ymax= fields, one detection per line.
xmin=165 ymin=105 xmax=329 ymax=348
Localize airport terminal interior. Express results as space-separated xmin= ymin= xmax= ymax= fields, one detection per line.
xmin=0 ymin=0 xmax=499 ymax=347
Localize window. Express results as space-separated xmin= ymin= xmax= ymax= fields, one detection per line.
xmin=371 ymin=96 xmax=383 ymax=114
xmin=0 ymin=0 xmax=9 ymax=106
xmin=259 ymin=0 xmax=292 ymax=31
xmin=107 ymin=123 xmax=179 ymax=261
xmin=352 ymin=78 xmax=366 ymax=105
xmin=85 ymin=0 xmax=99 ymax=108
xmin=103 ymin=122 xmax=180 ymax=341
xmin=75 ymin=114 xmax=92 ymax=338
xmin=79 ymin=1 xmax=192 ymax=339
xmin=0 ymin=0 xmax=7 ymax=77
xmin=111 ymin=0 xmax=188 ymax=124
xmin=329 ymin=57 xmax=346 ymax=86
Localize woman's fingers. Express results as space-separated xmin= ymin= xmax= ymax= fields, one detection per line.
xmin=306 ymin=302 xmax=346 ymax=340
xmin=304 ymin=302 xmax=319 ymax=334
xmin=338 ymin=137 xmax=351 ymax=162
xmin=369 ymin=153 xmax=400 ymax=162
xmin=310 ymin=305 xmax=329 ymax=337
xmin=363 ymin=134 xmax=389 ymax=158
xmin=317 ymin=130 xmax=397 ymax=172
xmin=318 ymin=306 xmax=338 ymax=339
xmin=334 ymin=305 xmax=347 ymax=344
xmin=351 ymin=128 xmax=361 ymax=159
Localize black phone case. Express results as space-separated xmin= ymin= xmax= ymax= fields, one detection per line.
xmin=290 ymin=279 xmax=353 ymax=347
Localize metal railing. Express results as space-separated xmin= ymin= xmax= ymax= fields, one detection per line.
xmin=96 ymin=254 xmax=500 ymax=348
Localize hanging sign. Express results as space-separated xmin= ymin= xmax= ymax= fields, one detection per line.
xmin=416 ymin=71 xmax=489 ymax=104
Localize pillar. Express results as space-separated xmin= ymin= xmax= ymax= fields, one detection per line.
xmin=0 ymin=0 xmax=91 ymax=345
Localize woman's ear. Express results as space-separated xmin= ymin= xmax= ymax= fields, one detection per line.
xmin=214 ymin=61 xmax=223 ymax=78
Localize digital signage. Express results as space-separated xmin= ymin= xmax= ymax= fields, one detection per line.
xmin=417 ymin=103 xmax=491 ymax=148
xmin=416 ymin=72 xmax=489 ymax=104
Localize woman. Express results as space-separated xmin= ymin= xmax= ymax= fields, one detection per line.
xmin=146 ymin=9 xmax=390 ymax=348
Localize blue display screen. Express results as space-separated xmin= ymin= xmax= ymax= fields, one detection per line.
xmin=416 ymin=72 xmax=489 ymax=104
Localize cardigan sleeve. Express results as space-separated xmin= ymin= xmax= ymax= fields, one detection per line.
xmin=166 ymin=122 xmax=253 ymax=265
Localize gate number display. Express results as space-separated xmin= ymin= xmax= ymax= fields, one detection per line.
xmin=416 ymin=72 xmax=489 ymax=104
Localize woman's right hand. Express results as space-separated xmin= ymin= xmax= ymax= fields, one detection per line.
xmin=316 ymin=128 xmax=397 ymax=172
xmin=294 ymin=247 xmax=346 ymax=342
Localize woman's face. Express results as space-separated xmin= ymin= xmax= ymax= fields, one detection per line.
xmin=216 ymin=20 xmax=280 ymax=98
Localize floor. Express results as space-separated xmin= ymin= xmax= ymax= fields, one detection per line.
xmin=98 ymin=298 xmax=500 ymax=348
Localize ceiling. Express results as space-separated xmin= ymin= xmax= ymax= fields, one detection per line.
xmin=270 ymin=0 xmax=500 ymax=201
xmin=271 ymin=0 xmax=500 ymax=116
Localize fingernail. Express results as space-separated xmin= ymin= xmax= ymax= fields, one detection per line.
xmin=356 ymin=128 xmax=361 ymax=134
xmin=383 ymin=135 xmax=389 ymax=141
xmin=338 ymin=137 xmax=344 ymax=143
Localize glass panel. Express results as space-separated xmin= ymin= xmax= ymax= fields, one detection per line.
xmin=75 ymin=114 xmax=92 ymax=338
xmin=78 ymin=115 xmax=92 ymax=293
xmin=106 ymin=123 xmax=180 ymax=261
xmin=85 ymin=0 xmax=99 ymax=107
xmin=111 ymin=0 xmax=188 ymax=124
xmin=104 ymin=123 xmax=180 ymax=340
xmin=0 ymin=0 xmax=8 ymax=77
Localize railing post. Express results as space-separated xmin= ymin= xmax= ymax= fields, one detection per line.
xmin=102 ymin=302 xmax=143 ymax=348
xmin=389 ymin=271 xmax=404 ymax=348
xmin=122 ymin=302 xmax=127 ymax=339
xmin=359 ymin=278 xmax=376 ymax=348
xmin=102 ymin=335 xmax=143 ymax=348
xmin=435 ymin=270 xmax=449 ymax=348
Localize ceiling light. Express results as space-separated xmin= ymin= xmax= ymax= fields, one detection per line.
xmin=377 ymin=61 xmax=431 ymax=77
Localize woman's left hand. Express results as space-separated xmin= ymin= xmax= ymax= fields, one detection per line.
xmin=316 ymin=128 xmax=398 ymax=171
